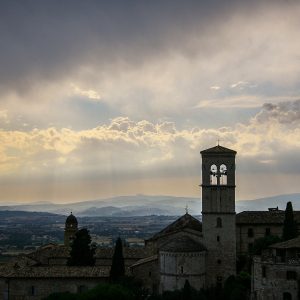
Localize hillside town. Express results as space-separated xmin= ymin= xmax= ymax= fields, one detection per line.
xmin=0 ymin=145 xmax=299 ymax=299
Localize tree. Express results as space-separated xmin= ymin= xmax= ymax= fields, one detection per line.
xmin=282 ymin=201 xmax=298 ymax=241
xmin=67 ymin=228 xmax=95 ymax=266
xmin=110 ymin=237 xmax=125 ymax=282
xmin=252 ymin=235 xmax=281 ymax=255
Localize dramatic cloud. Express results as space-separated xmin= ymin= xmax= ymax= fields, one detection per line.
xmin=0 ymin=1 xmax=300 ymax=202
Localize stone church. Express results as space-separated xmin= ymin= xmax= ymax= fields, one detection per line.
xmin=131 ymin=144 xmax=237 ymax=293
xmin=0 ymin=145 xmax=296 ymax=299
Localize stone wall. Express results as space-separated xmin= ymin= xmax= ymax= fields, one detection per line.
xmin=252 ymin=256 xmax=299 ymax=300
xmin=131 ymin=258 xmax=160 ymax=294
xmin=159 ymin=251 xmax=205 ymax=292
xmin=236 ymin=224 xmax=282 ymax=255
xmin=0 ymin=277 xmax=107 ymax=300
xmin=203 ymin=213 xmax=236 ymax=287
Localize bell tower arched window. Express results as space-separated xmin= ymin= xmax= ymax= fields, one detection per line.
xmin=220 ymin=164 xmax=227 ymax=185
xmin=210 ymin=165 xmax=218 ymax=185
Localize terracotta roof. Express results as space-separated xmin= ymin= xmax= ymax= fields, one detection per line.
xmin=26 ymin=244 xmax=148 ymax=265
xmin=236 ymin=211 xmax=300 ymax=224
xmin=0 ymin=264 xmax=110 ymax=278
xmin=149 ymin=214 xmax=202 ymax=241
xmin=200 ymin=145 xmax=236 ymax=154
xmin=130 ymin=255 xmax=158 ymax=268
xmin=269 ymin=237 xmax=300 ymax=249
xmin=160 ymin=236 xmax=206 ymax=253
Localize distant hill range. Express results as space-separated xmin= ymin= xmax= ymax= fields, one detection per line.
xmin=0 ymin=194 xmax=299 ymax=217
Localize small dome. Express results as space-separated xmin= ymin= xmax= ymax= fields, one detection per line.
xmin=65 ymin=212 xmax=78 ymax=226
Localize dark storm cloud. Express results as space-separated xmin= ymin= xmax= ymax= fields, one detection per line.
xmin=0 ymin=0 xmax=283 ymax=94
xmin=255 ymin=100 xmax=300 ymax=125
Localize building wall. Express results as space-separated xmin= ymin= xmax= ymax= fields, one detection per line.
xmin=159 ymin=251 xmax=205 ymax=292
xmin=252 ymin=256 xmax=300 ymax=300
xmin=131 ymin=259 xmax=160 ymax=294
xmin=202 ymin=213 xmax=236 ymax=287
xmin=0 ymin=277 xmax=107 ymax=300
xmin=236 ymin=224 xmax=283 ymax=255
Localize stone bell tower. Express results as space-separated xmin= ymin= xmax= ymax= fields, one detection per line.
xmin=64 ymin=212 xmax=78 ymax=247
xmin=200 ymin=145 xmax=236 ymax=287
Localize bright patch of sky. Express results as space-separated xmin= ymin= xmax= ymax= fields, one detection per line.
xmin=0 ymin=0 xmax=300 ymax=202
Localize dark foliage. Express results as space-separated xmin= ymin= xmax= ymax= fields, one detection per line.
xmin=110 ymin=237 xmax=125 ymax=282
xmin=282 ymin=201 xmax=298 ymax=241
xmin=67 ymin=228 xmax=95 ymax=266
xmin=252 ymin=235 xmax=281 ymax=255
xmin=44 ymin=279 xmax=147 ymax=300
xmin=223 ymin=272 xmax=251 ymax=300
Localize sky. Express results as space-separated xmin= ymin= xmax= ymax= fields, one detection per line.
xmin=1 ymin=0 xmax=300 ymax=203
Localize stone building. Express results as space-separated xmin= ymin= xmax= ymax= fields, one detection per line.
xmin=0 ymin=216 xmax=149 ymax=300
xmin=64 ymin=212 xmax=78 ymax=247
xmin=131 ymin=213 xmax=204 ymax=293
xmin=236 ymin=209 xmax=300 ymax=255
xmin=132 ymin=145 xmax=238 ymax=292
xmin=252 ymin=237 xmax=300 ymax=300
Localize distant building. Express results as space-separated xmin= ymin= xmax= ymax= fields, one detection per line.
xmin=64 ymin=212 xmax=78 ymax=247
xmin=252 ymin=237 xmax=300 ymax=300
xmin=236 ymin=209 xmax=300 ymax=255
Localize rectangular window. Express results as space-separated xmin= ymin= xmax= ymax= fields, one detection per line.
xmin=265 ymin=228 xmax=271 ymax=236
xmin=30 ymin=286 xmax=35 ymax=296
xmin=248 ymin=228 xmax=254 ymax=238
xmin=287 ymin=271 xmax=297 ymax=280
xmin=262 ymin=266 xmax=266 ymax=278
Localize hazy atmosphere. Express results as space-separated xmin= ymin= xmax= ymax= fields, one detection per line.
xmin=1 ymin=0 xmax=300 ymax=203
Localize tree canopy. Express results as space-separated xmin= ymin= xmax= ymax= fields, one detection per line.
xmin=67 ymin=228 xmax=95 ymax=266
xmin=110 ymin=237 xmax=125 ymax=282
xmin=282 ymin=201 xmax=298 ymax=241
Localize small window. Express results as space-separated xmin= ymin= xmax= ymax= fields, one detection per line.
xmin=287 ymin=271 xmax=297 ymax=280
xmin=248 ymin=228 xmax=254 ymax=238
xmin=262 ymin=266 xmax=266 ymax=278
xmin=181 ymin=266 xmax=184 ymax=274
xmin=216 ymin=217 xmax=222 ymax=228
xmin=30 ymin=286 xmax=35 ymax=296
xmin=265 ymin=228 xmax=271 ymax=236
xmin=217 ymin=235 xmax=220 ymax=242
xmin=217 ymin=259 xmax=222 ymax=265
xmin=149 ymin=271 xmax=152 ymax=277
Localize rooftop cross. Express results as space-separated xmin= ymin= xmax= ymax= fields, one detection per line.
xmin=185 ymin=204 xmax=189 ymax=214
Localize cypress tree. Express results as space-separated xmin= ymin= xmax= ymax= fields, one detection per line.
xmin=67 ymin=228 xmax=96 ymax=266
xmin=110 ymin=237 xmax=125 ymax=282
xmin=282 ymin=201 xmax=298 ymax=241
